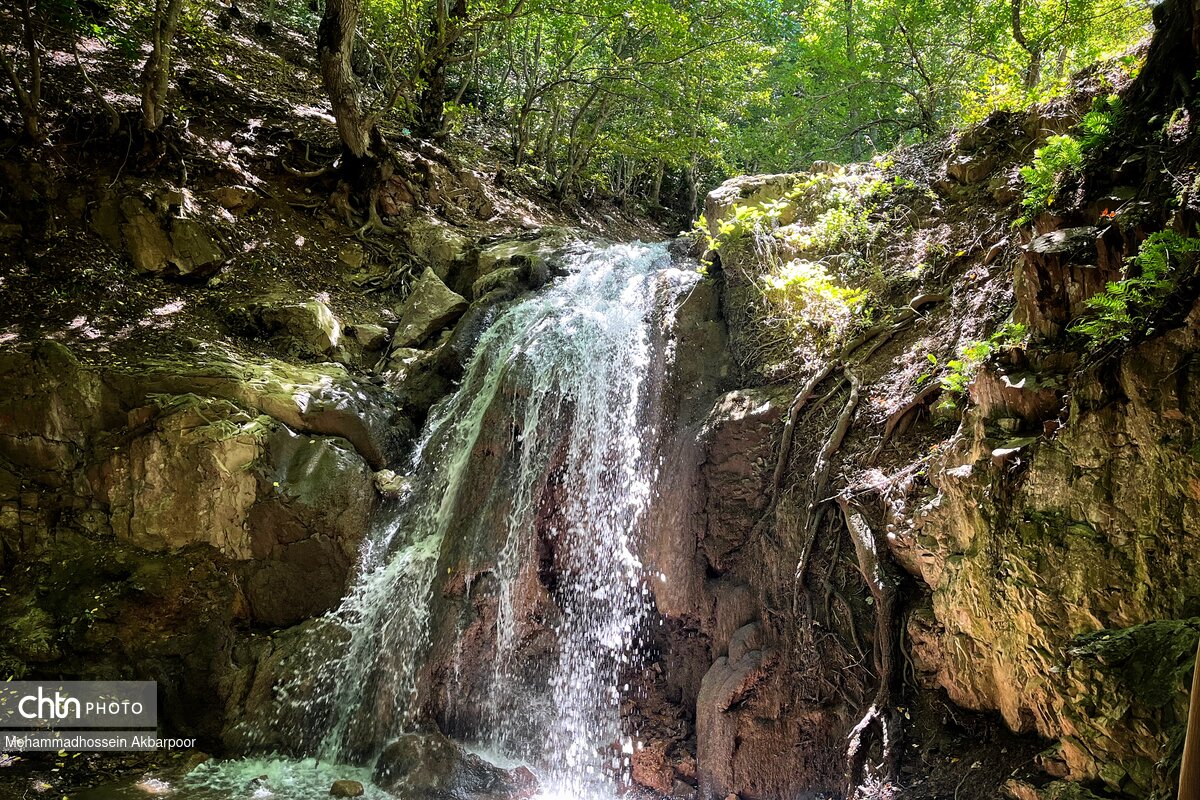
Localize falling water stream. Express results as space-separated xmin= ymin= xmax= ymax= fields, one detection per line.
xmin=162 ymin=240 xmax=699 ymax=800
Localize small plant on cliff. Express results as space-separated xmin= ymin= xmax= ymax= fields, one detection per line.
xmin=924 ymin=322 xmax=1028 ymax=401
xmin=760 ymin=259 xmax=868 ymax=355
xmin=1078 ymin=94 xmax=1122 ymax=151
xmin=1071 ymin=230 xmax=1200 ymax=348
xmin=1016 ymin=96 xmax=1121 ymax=225
xmin=1018 ymin=135 xmax=1084 ymax=223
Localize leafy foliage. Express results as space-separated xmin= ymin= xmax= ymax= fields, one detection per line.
xmin=924 ymin=322 xmax=1028 ymax=399
xmin=0 ymin=0 xmax=1151 ymax=205
xmin=761 ymin=259 xmax=868 ymax=342
xmin=1018 ymin=135 xmax=1085 ymax=221
xmin=1071 ymin=231 xmax=1200 ymax=347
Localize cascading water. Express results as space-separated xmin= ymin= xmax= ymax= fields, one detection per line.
xmin=231 ymin=240 xmax=697 ymax=799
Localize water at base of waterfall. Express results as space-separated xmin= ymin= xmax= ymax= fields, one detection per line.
xmin=74 ymin=754 xmax=623 ymax=800
xmin=78 ymin=242 xmax=696 ymax=800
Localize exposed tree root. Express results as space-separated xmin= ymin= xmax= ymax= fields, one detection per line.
xmin=868 ymin=382 xmax=942 ymax=464
xmin=354 ymin=187 xmax=396 ymax=239
xmin=792 ymin=370 xmax=861 ymax=615
xmin=281 ymin=158 xmax=336 ymax=178
xmin=838 ymin=492 xmax=901 ymax=799
xmin=755 ymin=293 xmax=946 ymax=545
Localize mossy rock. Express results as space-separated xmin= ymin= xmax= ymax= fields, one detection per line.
xmin=1068 ymin=618 xmax=1200 ymax=710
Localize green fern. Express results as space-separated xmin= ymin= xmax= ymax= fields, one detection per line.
xmin=1018 ymin=135 xmax=1083 ymax=222
xmin=1071 ymin=230 xmax=1200 ymax=347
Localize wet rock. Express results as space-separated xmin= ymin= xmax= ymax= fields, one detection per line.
xmin=373 ymin=469 xmax=410 ymax=499
xmin=385 ymin=345 xmax=456 ymax=419
xmin=393 ymin=268 xmax=469 ymax=348
xmin=243 ymin=425 xmax=375 ymax=626
xmin=671 ymin=779 xmax=697 ymax=799
xmin=373 ymin=731 xmax=537 ymax=800
xmin=631 ymin=740 xmax=675 ymax=795
xmin=470 ymin=267 xmax=522 ymax=301
xmin=696 ymin=647 xmax=774 ymax=796
xmin=330 ymin=779 xmax=364 ymax=797
xmin=668 ymin=230 xmax=707 ymax=260
xmin=697 ymin=387 xmax=789 ymax=572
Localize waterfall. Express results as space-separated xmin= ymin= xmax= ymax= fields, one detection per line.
xmin=267 ymin=241 xmax=697 ymax=797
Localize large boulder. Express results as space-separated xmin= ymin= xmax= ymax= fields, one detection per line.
xmin=393 ymin=269 xmax=469 ymax=348
xmin=106 ymin=194 xmax=225 ymax=278
xmin=373 ymin=732 xmax=537 ymax=800
xmin=401 ymin=218 xmax=472 ymax=280
xmin=702 ymin=174 xmax=800 ymax=240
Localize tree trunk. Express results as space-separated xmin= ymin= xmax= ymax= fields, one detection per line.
xmin=1182 ymin=637 xmax=1200 ymax=799
xmin=416 ymin=57 xmax=450 ymax=137
xmin=685 ymin=160 xmax=699 ymax=216
xmin=318 ymin=0 xmax=374 ymax=160
xmin=1010 ymin=0 xmax=1043 ymax=92
xmin=649 ymin=160 xmax=663 ymax=207
xmin=0 ymin=0 xmax=43 ymax=141
xmin=415 ymin=0 xmax=467 ymax=138
xmin=1023 ymin=48 xmax=1042 ymax=91
xmin=140 ymin=0 xmax=185 ymax=133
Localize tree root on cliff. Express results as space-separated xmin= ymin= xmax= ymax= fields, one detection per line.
xmin=838 ymin=491 xmax=902 ymax=799
xmin=354 ymin=187 xmax=396 ymax=239
xmin=281 ymin=158 xmax=336 ymax=178
xmin=868 ymin=382 xmax=942 ymax=465
xmin=793 ymin=370 xmax=861 ymax=617
xmin=755 ymin=293 xmax=945 ymax=545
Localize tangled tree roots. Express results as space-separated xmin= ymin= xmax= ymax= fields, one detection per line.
xmin=838 ymin=492 xmax=901 ymax=798
xmin=744 ymin=294 xmax=940 ymax=797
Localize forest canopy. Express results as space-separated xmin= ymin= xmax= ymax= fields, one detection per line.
xmin=2 ymin=0 xmax=1152 ymax=210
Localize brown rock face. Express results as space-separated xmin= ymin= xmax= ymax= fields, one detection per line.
xmin=1015 ymin=226 xmax=1121 ymax=338
xmin=893 ymin=299 xmax=1200 ymax=797
xmin=0 ymin=340 xmax=393 ymax=741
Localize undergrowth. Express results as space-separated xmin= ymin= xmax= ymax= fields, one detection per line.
xmin=1017 ymin=95 xmax=1122 ymax=224
xmin=922 ymin=322 xmax=1028 ymax=404
xmin=1071 ymin=230 xmax=1200 ymax=348
xmin=706 ymin=167 xmax=890 ymax=374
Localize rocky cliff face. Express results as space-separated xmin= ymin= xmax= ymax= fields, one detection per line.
xmin=650 ymin=26 xmax=1200 ymax=799
xmin=0 ymin=339 xmax=391 ymax=739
